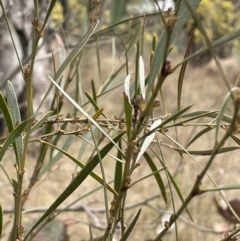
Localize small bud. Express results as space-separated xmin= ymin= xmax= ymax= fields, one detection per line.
xmin=164 ymin=8 xmax=177 ymax=30
xmin=161 ymin=59 xmax=173 ymax=76
xmin=32 ymin=17 xmax=43 ymax=35
xmin=23 ymin=64 xmax=30 ymax=78
xmin=136 ymin=94 xmax=145 ymax=112
xmin=133 ymin=146 xmax=140 ymax=154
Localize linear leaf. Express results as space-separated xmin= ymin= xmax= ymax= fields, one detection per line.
xmin=186 ymin=126 xmax=213 ymax=148
xmin=0 ymin=92 xmax=14 ymax=132
xmin=91 ymin=80 xmax=97 ymax=106
xmin=167 ymin=170 xmax=193 ymax=222
xmin=177 ymin=30 xmax=194 ymax=111
xmin=40 ymin=137 xmax=120 ymax=195
xmin=0 ymin=120 xmax=27 ymax=162
xmin=31 ymin=111 xmax=54 ymax=133
xmin=144 ymin=152 xmax=167 ymax=204
xmin=123 ymin=93 xmax=132 ymax=141
xmin=172 ymin=146 xmax=239 ymax=156
xmin=119 ymin=208 xmax=141 ymax=241
xmin=144 ymin=105 xmax=193 ymax=137
xmin=114 ymin=140 xmax=123 ymax=198
xmin=181 ymin=111 xmax=232 ymax=123
xmin=139 ymin=56 xmax=145 ymax=100
xmin=39 ymin=135 xmax=74 ymax=177
xmin=54 ymin=20 xmax=99 ymax=81
xmin=48 ymin=76 xmax=124 ymax=154
xmin=6 ymin=81 xmax=23 ymax=165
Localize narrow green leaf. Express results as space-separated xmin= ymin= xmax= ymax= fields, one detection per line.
xmin=84 ymin=92 xmax=100 ymax=112
xmin=6 ymin=81 xmax=21 ymax=125
xmin=172 ymin=146 xmax=239 ymax=156
xmin=0 ymin=92 xmax=14 ymax=131
xmin=54 ymin=20 xmax=99 ymax=81
xmin=123 ymin=93 xmax=132 ymax=141
xmin=202 ymin=184 xmax=240 ymax=193
xmin=96 ymin=37 xmax=102 ymax=80
xmin=181 ymin=111 xmax=232 ymax=123
xmin=144 ymin=105 xmax=193 ymax=138
xmin=201 ymin=183 xmax=240 ymax=193
xmin=167 ymin=170 xmax=194 ymax=222
xmin=31 ymin=111 xmax=53 ymax=133
xmin=0 ymin=120 xmax=27 ymax=162
xmin=177 ymin=30 xmax=194 ymax=111
xmin=40 ymin=138 xmax=119 ymax=195
xmin=144 ymin=152 xmax=167 ymax=204
xmin=186 ymin=126 xmax=213 ymax=148
xmin=91 ymin=80 xmax=97 ymax=105
xmin=42 ymin=0 xmax=58 ymax=31
xmin=114 ymin=140 xmax=123 ymax=198
xmin=48 ymin=76 xmax=124 ymax=154
xmin=119 ymin=208 xmax=141 ymax=241
xmin=6 ymin=81 xmax=23 ymax=165
xmin=39 ymin=135 xmax=74 ymax=177
xmin=24 ymin=132 xmax=123 ymax=240
xmin=167 ymin=111 xmax=219 ymax=128
xmin=161 ymin=105 xmax=193 ymax=126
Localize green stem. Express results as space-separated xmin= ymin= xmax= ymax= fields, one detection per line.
xmin=15 ymin=27 xmax=42 ymax=238
xmin=102 ymin=22 xmax=174 ymax=241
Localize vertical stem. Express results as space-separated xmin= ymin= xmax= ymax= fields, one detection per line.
xmin=15 ymin=17 xmax=42 ymax=238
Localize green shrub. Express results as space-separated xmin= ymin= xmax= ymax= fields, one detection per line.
xmin=0 ymin=1 xmax=240 ymax=241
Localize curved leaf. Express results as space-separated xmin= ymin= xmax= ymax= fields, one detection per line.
xmin=136 ymin=119 xmax=162 ymax=163
xmin=119 ymin=208 xmax=141 ymax=241
xmin=186 ymin=126 xmax=213 ymax=148
xmin=144 ymin=152 xmax=167 ymax=204
xmin=172 ymin=146 xmax=239 ymax=156
xmin=54 ymin=20 xmax=99 ymax=81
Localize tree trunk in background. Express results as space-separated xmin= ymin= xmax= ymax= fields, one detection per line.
xmin=0 ymin=0 xmax=53 ymax=133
